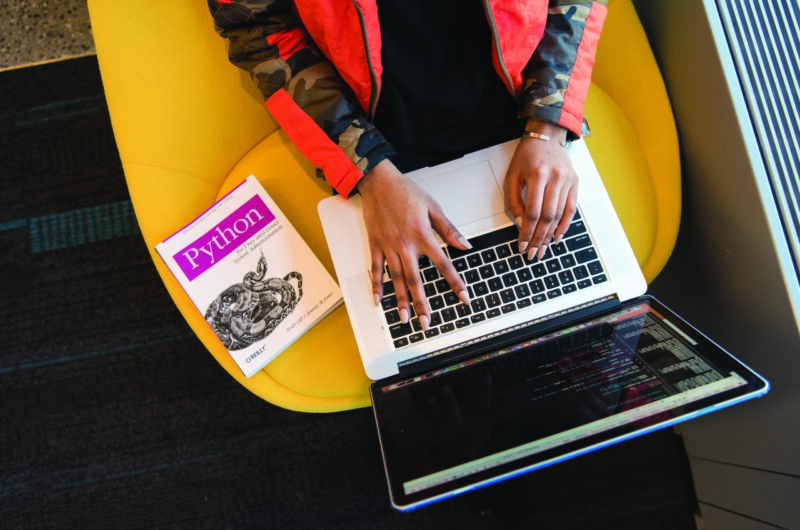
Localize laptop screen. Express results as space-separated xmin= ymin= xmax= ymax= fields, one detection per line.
xmin=369 ymin=296 xmax=768 ymax=511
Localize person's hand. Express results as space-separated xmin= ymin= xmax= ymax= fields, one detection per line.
xmin=504 ymin=120 xmax=578 ymax=260
xmin=358 ymin=160 xmax=471 ymax=330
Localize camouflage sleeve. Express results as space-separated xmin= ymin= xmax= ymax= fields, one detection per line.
xmin=207 ymin=0 xmax=393 ymax=193
xmin=520 ymin=0 xmax=609 ymax=139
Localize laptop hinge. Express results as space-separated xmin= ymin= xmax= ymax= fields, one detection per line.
xmin=397 ymin=295 xmax=621 ymax=376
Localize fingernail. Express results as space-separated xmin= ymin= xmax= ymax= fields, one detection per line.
xmin=514 ymin=216 xmax=522 ymax=228
xmin=419 ymin=314 xmax=430 ymax=331
xmin=400 ymin=308 xmax=410 ymax=323
xmin=457 ymin=235 xmax=472 ymax=249
xmin=458 ymin=290 xmax=471 ymax=305
xmin=519 ymin=240 xmax=528 ymax=253
xmin=539 ymin=245 xmax=547 ymax=259
xmin=527 ymin=247 xmax=538 ymax=261
xmin=374 ymin=293 xmax=381 ymax=306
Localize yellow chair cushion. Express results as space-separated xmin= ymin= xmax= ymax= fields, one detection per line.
xmin=88 ymin=0 xmax=679 ymax=412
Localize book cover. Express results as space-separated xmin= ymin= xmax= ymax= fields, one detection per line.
xmin=156 ymin=176 xmax=342 ymax=377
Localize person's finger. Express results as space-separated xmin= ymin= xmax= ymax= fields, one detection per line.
xmin=385 ymin=252 xmax=411 ymax=324
xmin=553 ymin=186 xmax=578 ymax=243
xmin=531 ymin=182 xmax=570 ymax=259
xmin=428 ymin=243 xmax=470 ymax=305
xmin=399 ymin=251 xmax=431 ymax=330
xmin=516 ymin=174 xmax=547 ymax=256
xmin=429 ymin=205 xmax=472 ymax=251
xmin=521 ymin=175 xmax=552 ymax=259
xmin=369 ymin=246 xmax=386 ymax=306
xmin=503 ymin=167 xmax=526 ymax=224
xmin=428 ymin=209 xmax=471 ymax=304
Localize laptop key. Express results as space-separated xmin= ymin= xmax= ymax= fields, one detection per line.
xmin=593 ymin=274 xmax=608 ymax=284
xmin=487 ymin=308 xmax=502 ymax=319
xmin=502 ymin=272 xmax=518 ymax=287
xmin=575 ymin=247 xmax=598 ymax=263
xmin=566 ymin=234 xmax=592 ymax=251
xmin=563 ymin=284 xmax=578 ymax=294
xmin=532 ymin=294 xmax=547 ymax=304
xmin=409 ymin=333 xmax=425 ymax=343
xmin=471 ymin=313 xmax=486 ymax=324
xmin=481 ymin=248 xmax=498 ymax=263
xmin=456 ymin=304 xmax=472 ymax=318
xmin=493 ymin=260 xmax=509 ymax=275
xmin=423 ymin=267 xmax=440 ymax=282
xmin=486 ymin=293 xmax=502 ymax=308
xmin=500 ymin=288 xmax=516 ymax=304
xmin=501 ymin=303 xmax=516 ymax=314
xmin=442 ymin=307 xmax=457 ymax=322
xmin=496 ymin=243 xmax=512 ymax=259
xmin=531 ymin=263 xmax=547 ymax=277
xmin=384 ymin=309 xmax=401 ymax=325
xmin=588 ymin=260 xmax=604 ymax=275
xmin=514 ymin=284 xmax=531 ymax=298
xmin=546 ymin=259 xmax=562 ymax=273
xmin=430 ymin=295 xmax=445 ymax=310
xmin=508 ymin=255 xmax=525 ymax=269
xmin=440 ymin=323 xmax=456 ymax=333
xmin=443 ymin=292 xmax=460 ymax=306
xmin=471 ymin=298 xmax=487 ymax=312
xmin=394 ymin=338 xmax=409 ymax=348
xmin=467 ymin=254 xmax=483 ymax=268
xmin=464 ymin=269 xmax=480 ymax=284
xmin=389 ymin=322 xmax=413 ymax=338
xmin=455 ymin=318 xmax=471 ymax=328
xmin=448 ymin=225 xmax=518 ymax=258
xmin=381 ymin=294 xmax=398 ymax=311
xmin=547 ymin=289 xmax=563 ymax=299
xmin=516 ymin=298 xmax=532 ymax=309
xmin=564 ymin=220 xmax=586 ymax=238
xmin=424 ymin=328 xmax=440 ymax=338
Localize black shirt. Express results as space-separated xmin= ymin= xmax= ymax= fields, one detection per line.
xmin=374 ymin=0 xmax=523 ymax=173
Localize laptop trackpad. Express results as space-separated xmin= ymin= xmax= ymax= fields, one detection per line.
xmin=410 ymin=160 xmax=506 ymax=230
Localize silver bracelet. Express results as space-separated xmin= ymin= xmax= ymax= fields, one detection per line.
xmin=522 ymin=130 xmax=566 ymax=147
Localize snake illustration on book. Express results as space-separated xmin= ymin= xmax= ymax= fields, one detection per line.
xmin=205 ymin=252 xmax=303 ymax=350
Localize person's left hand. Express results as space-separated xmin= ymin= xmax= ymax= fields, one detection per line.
xmin=504 ymin=120 xmax=578 ymax=260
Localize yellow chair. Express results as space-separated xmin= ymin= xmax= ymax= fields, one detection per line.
xmin=87 ymin=0 xmax=679 ymax=412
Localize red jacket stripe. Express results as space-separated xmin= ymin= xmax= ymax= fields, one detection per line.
xmin=560 ymin=3 xmax=607 ymax=134
xmin=265 ymin=89 xmax=363 ymax=197
xmin=266 ymin=27 xmax=311 ymax=61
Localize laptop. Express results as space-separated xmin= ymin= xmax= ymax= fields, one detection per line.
xmin=317 ymin=139 xmax=769 ymax=510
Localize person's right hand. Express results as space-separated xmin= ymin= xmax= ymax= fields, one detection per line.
xmin=357 ymin=159 xmax=471 ymax=330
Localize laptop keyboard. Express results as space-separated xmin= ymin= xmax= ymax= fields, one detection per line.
xmin=381 ymin=212 xmax=608 ymax=348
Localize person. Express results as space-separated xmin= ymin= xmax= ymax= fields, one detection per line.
xmin=208 ymin=0 xmax=608 ymax=331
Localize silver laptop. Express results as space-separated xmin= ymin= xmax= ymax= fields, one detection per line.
xmin=317 ymin=140 xmax=769 ymax=511
xmin=319 ymin=139 xmax=647 ymax=381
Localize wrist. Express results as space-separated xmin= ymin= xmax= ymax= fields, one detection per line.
xmin=523 ymin=119 xmax=568 ymax=145
xmin=357 ymin=159 xmax=397 ymax=196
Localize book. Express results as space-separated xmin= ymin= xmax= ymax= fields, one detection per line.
xmin=155 ymin=175 xmax=342 ymax=377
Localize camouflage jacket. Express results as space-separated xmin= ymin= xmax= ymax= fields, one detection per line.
xmin=208 ymin=0 xmax=608 ymax=196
